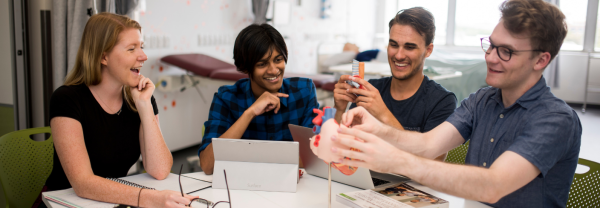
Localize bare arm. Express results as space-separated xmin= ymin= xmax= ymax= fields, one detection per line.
xmin=138 ymin=103 xmax=172 ymax=180
xmin=334 ymin=107 xmax=346 ymax=124
xmin=334 ymin=126 xmax=540 ymax=204
xmin=405 ymin=151 xmax=540 ymax=203
xmin=342 ymin=107 xmax=461 ymax=159
xmin=384 ymin=122 xmax=464 ymax=159
xmin=132 ymin=76 xmax=172 ymax=179
xmin=376 ymin=113 xmax=404 ymax=130
xmin=371 ymin=119 xmax=450 ymax=161
xmin=199 ymin=143 xmax=215 ymax=175
xmin=52 ymin=117 xmax=194 ymax=207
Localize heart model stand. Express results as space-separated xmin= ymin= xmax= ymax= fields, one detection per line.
xmin=311 ymin=107 xmax=362 ymax=207
xmin=328 ymin=162 xmax=332 ymax=208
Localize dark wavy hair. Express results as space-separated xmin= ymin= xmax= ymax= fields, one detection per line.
xmin=500 ymin=0 xmax=567 ymax=61
xmin=388 ymin=7 xmax=435 ymax=46
xmin=233 ymin=24 xmax=288 ymax=75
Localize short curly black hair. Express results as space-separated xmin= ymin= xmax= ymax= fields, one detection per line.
xmin=388 ymin=7 xmax=435 ymax=46
xmin=233 ymin=24 xmax=288 ymax=75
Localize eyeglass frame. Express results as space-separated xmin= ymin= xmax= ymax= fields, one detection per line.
xmin=480 ymin=37 xmax=544 ymax=61
xmin=178 ymin=165 xmax=232 ymax=208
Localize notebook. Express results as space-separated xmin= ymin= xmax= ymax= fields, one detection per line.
xmin=106 ymin=178 xmax=156 ymax=190
xmin=43 ymin=173 xmax=212 ymax=208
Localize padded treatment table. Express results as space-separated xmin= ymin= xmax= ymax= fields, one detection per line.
xmin=321 ymin=82 xmax=336 ymax=92
xmin=208 ymin=69 xmax=249 ymax=81
xmin=160 ymin=53 xmax=237 ymax=77
xmin=296 ymin=74 xmax=336 ymax=89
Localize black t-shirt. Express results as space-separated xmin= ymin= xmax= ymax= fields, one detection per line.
xmin=350 ymin=75 xmax=456 ymax=132
xmin=45 ymin=84 xmax=158 ymax=191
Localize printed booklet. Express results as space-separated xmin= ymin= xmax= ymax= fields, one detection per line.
xmin=337 ymin=183 xmax=449 ymax=208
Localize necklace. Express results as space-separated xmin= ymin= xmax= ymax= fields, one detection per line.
xmin=90 ymin=87 xmax=122 ymax=115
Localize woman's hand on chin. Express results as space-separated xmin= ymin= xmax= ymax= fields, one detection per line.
xmin=131 ymin=75 xmax=155 ymax=104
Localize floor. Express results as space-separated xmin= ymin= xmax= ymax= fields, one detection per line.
xmin=169 ymin=103 xmax=600 ymax=174
xmin=170 ymin=145 xmax=202 ymax=174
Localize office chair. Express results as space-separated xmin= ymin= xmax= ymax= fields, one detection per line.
xmin=444 ymin=140 xmax=470 ymax=165
xmin=567 ymin=158 xmax=600 ymax=208
xmin=0 ymin=127 xmax=53 ymax=208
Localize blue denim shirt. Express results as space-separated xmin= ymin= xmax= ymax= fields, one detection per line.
xmin=446 ymin=77 xmax=581 ymax=208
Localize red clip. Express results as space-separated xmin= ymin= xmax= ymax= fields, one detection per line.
xmin=312 ymin=109 xmax=324 ymax=126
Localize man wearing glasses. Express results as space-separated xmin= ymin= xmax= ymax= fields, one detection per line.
xmin=324 ymin=0 xmax=581 ymax=207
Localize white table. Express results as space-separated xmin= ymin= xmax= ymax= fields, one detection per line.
xmin=328 ymin=62 xmax=463 ymax=81
xmin=45 ymin=170 xmax=490 ymax=208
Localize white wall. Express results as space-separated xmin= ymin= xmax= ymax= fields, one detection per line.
xmin=0 ymin=0 xmax=14 ymax=105
xmin=550 ymin=52 xmax=590 ymax=104
xmin=551 ymin=52 xmax=600 ymax=105
xmin=137 ymin=0 xmax=379 ymax=151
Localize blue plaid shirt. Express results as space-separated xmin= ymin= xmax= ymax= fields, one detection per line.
xmin=199 ymin=77 xmax=318 ymax=153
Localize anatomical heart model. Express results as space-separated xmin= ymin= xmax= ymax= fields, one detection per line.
xmin=310 ymin=107 xmax=361 ymax=176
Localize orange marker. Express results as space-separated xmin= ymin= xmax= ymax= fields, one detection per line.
xmin=358 ymin=62 xmax=365 ymax=79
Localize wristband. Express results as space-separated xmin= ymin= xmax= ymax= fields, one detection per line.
xmin=138 ymin=188 xmax=143 ymax=207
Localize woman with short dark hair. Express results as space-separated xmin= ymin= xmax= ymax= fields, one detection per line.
xmin=198 ymin=24 xmax=318 ymax=174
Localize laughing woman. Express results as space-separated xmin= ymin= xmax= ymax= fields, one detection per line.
xmin=198 ymin=24 xmax=319 ymax=174
xmin=45 ymin=13 xmax=196 ymax=207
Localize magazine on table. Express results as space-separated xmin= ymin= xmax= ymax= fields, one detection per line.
xmin=337 ymin=182 xmax=449 ymax=208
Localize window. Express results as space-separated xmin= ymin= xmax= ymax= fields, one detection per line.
xmin=388 ymin=0 xmax=594 ymax=50
xmin=560 ymin=0 xmax=588 ymax=51
xmin=397 ymin=0 xmax=449 ymax=45
xmin=594 ymin=1 xmax=600 ymax=51
xmin=454 ymin=0 xmax=504 ymax=46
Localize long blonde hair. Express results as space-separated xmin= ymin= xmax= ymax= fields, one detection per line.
xmin=64 ymin=12 xmax=142 ymax=112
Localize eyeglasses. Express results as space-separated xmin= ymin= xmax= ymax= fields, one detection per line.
xmin=179 ymin=165 xmax=232 ymax=208
xmin=480 ymin=37 xmax=544 ymax=61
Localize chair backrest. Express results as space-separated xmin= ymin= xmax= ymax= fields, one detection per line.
xmin=567 ymin=158 xmax=600 ymax=208
xmin=444 ymin=140 xmax=470 ymax=165
xmin=0 ymin=127 xmax=53 ymax=208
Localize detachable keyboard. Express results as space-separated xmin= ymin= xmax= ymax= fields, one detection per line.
xmin=372 ymin=177 xmax=391 ymax=186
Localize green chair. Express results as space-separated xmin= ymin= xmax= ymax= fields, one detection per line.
xmin=0 ymin=127 xmax=54 ymax=208
xmin=567 ymin=158 xmax=600 ymax=208
xmin=444 ymin=140 xmax=470 ymax=165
